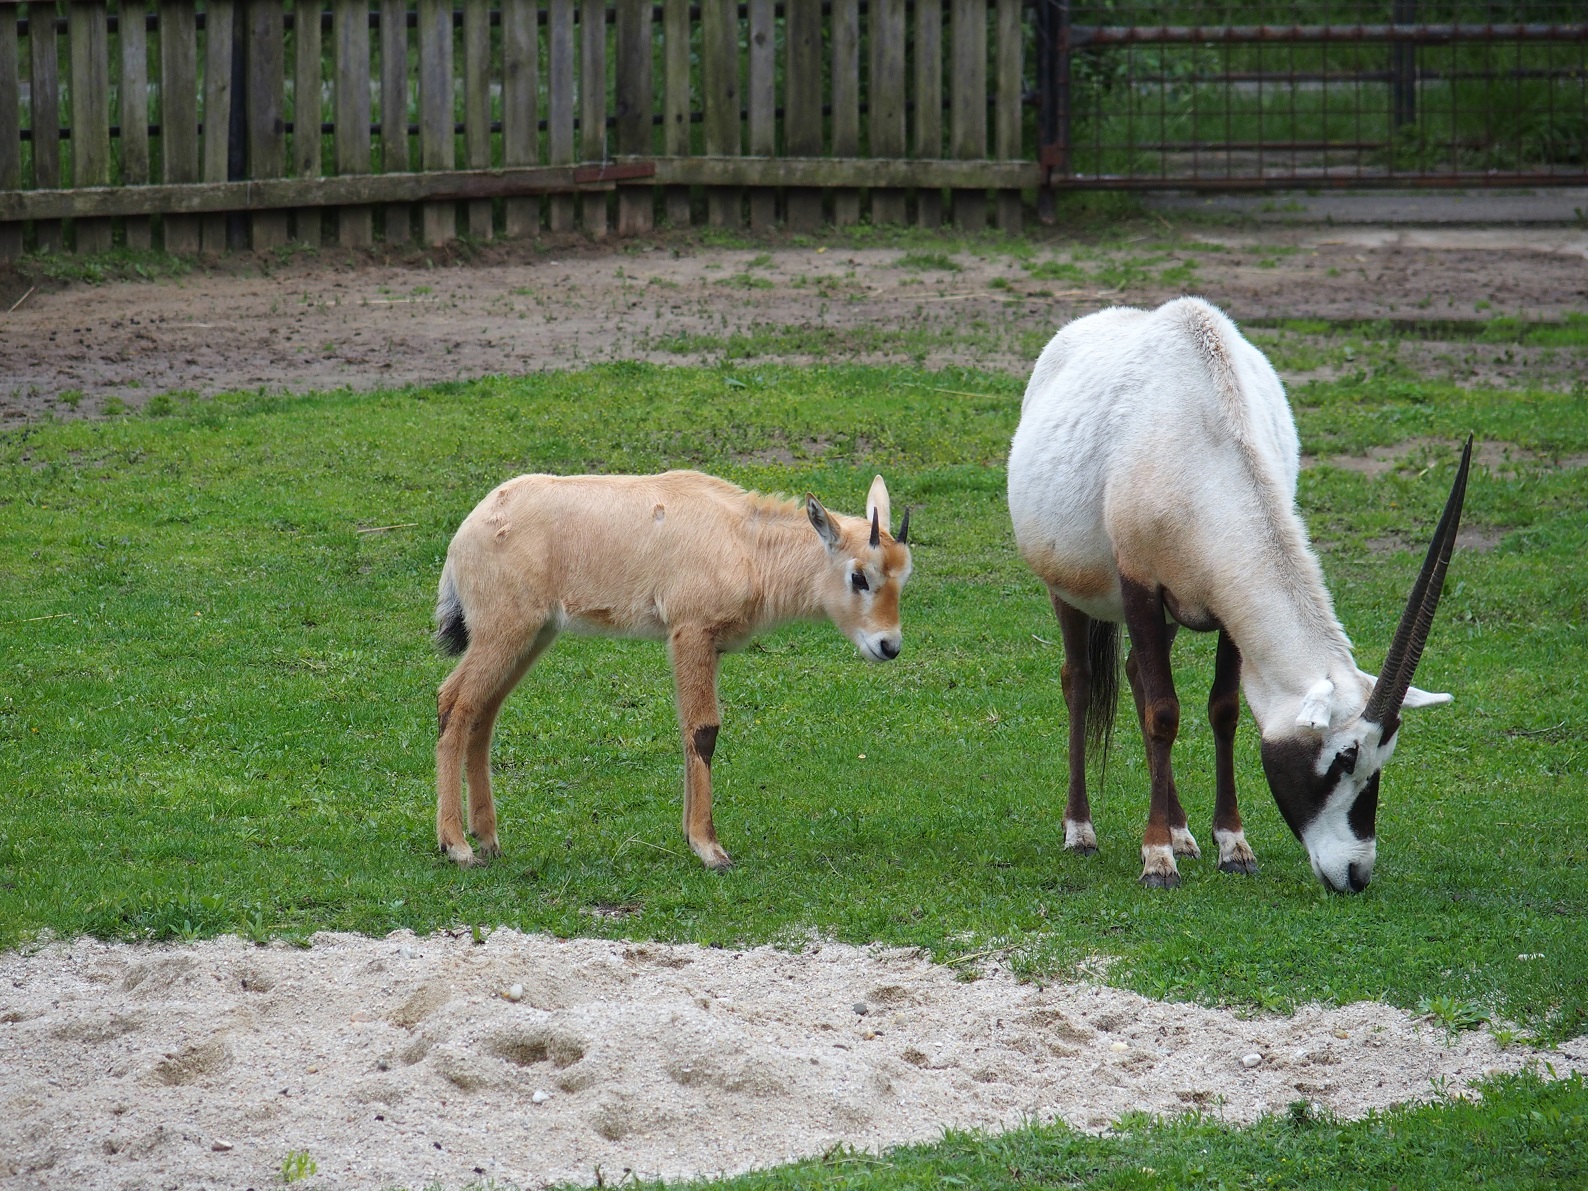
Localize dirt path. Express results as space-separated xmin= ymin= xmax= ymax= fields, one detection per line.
xmin=3 ymin=223 xmax=1584 ymax=420
xmin=4 ymin=930 xmax=1578 ymax=1190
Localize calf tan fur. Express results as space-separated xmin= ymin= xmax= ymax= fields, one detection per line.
xmin=434 ymin=470 xmax=912 ymax=870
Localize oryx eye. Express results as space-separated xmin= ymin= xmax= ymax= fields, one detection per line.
xmin=851 ymin=570 xmax=870 ymax=593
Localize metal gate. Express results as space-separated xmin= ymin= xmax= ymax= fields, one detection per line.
xmin=1035 ymin=1 xmax=1588 ymax=191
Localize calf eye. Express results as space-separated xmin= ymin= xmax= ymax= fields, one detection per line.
xmin=851 ymin=571 xmax=870 ymax=592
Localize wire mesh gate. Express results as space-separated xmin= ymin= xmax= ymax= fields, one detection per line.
xmin=1035 ymin=1 xmax=1588 ymax=191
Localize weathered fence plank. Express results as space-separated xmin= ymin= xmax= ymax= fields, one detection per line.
xmin=615 ymin=0 xmax=653 ymax=235
xmin=247 ymin=0 xmax=290 ymax=248
xmin=379 ymin=0 xmax=410 ymax=243
xmin=868 ymin=0 xmax=905 ymax=226
xmin=651 ymin=156 xmax=1036 ymax=188
xmin=501 ymin=0 xmax=539 ymax=238
xmin=580 ymin=0 xmax=607 ymax=236
xmin=118 ymin=1 xmax=152 ymax=250
xmin=31 ymin=1 xmax=63 ymax=251
xmin=830 ymin=0 xmax=859 ymax=226
xmin=661 ymin=0 xmax=690 ymax=226
xmin=1 ymin=163 xmax=655 ymax=221
xmin=292 ymin=0 xmax=322 ymax=247
xmin=158 ymin=0 xmax=199 ymax=253
xmin=201 ymin=0 xmax=235 ymax=253
xmin=336 ymin=0 xmax=374 ymax=245
xmin=996 ymin=0 xmax=1022 ymax=232
xmin=462 ymin=0 xmax=491 ymax=239
xmin=746 ymin=0 xmax=774 ymax=229
xmin=914 ymin=0 xmax=943 ymax=228
xmin=784 ymin=0 xmax=821 ymax=230
xmin=67 ymin=1 xmax=112 ymax=252
xmin=951 ymin=0 xmax=987 ymax=229
xmin=701 ymin=0 xmax=739 ymax=227
xmin=547 ymin=0 xmax=574 ymax=231
xmin=0 ymin=9 xmax=20 ymax=258
xmin=417 ymin=0 xmax=454 ymax=243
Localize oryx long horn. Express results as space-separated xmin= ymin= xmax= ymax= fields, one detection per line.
xmin=870 ymin=508 xmax=880 ymax=548
xmin=1364 ymin=435 xmax=1473 ymax=737
xmin=896 ymin=506 xmax=910 ymax=545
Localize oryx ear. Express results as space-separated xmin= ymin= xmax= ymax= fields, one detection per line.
xmin=865 ymin=475 xmax=891 ymax=536
xmin=806 ymin=493 xmax=842 ymax=551
xmin=1295 ymin=679 xmax=1335 ymax=731
xmin=1402 ymin=686 xmax=1453 ymax=710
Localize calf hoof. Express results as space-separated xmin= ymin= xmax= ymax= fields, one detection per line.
xmin=441 ymin=841 xmax=479 ymax=867
xmin=691 ymin=839 xmax=735 ymax=872
xmin=474 ymin=838 xmax=501 ymax=861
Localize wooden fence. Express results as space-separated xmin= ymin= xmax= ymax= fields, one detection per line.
xmin=0 ymin=0 xmax=1038 ymax=257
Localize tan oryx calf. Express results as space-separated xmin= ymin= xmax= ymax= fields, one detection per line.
xmin=1009 ymin=297 xmax=1469 ymax=892
xmin=433 ymin=470 xmax=913 ymax=870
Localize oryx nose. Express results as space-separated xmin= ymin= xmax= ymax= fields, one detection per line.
xmin=1347 ymin=862 xmax=1371 ymax=893
xmin=878 ymin=637 xmax=900 ymax=660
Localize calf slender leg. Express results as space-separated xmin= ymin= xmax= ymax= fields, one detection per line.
xmin=669 ymin=626 xmax=731 ymax=871
xmin=1209 ymin=629 xmax=1257 ymax=874
xmin=1120 ymin=578 xmax=1184 ymax=888
xmin=1053 ymin=593 xmax=1098 ymax=854
xmin=461 ymin=624 xmax=558 ymax=860
xmin=1125 ymin=625 xmax=1199 ymax=860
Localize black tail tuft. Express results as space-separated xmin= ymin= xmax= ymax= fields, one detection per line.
xmin=435 ymin=570 xmax=470 ymax=656
xmin=1086 ymin=620 xmax=1120 ymax=791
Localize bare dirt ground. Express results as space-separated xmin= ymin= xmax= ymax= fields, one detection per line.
xmin=2 ymin=220 xmax=1585 ymax=419
xmin=5 ymin=930 xmax=1580 ymax=1191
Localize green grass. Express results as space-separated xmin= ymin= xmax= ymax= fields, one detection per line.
xmin=4 ymin=362 xmax=1585 ymax=1048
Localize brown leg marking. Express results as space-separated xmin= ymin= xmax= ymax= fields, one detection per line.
xmin=1209 ymin=630 xmax=1257 ymax=874
xmin=1053 ymin=594 xmax=1098 ymax=855
xmin=1121 ymin=578 xmax=1184 ymax=888
xmin=671 ymin=628 xmax=731 ymax=871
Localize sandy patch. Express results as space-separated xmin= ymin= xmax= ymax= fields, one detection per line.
xmin=2 ymin=930 xmax=1579 ymax=1190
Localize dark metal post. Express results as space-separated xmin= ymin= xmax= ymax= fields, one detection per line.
xmin=226 ymin=12 xmax=248 ymax=249
xmin=1392 ymin=0 xmax=1417 ymax=131
xmin=1036 ymin=0 xmax=1071 ymax=223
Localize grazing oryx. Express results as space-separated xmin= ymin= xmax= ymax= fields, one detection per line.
xmin=1008 ymin=297 xmax=1470 ymax=892
xmin=434 ymin=470 xmax=912 ymax=871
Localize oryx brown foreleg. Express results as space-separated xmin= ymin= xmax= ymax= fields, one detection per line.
xmin=1124 ymin=615 xmax=1199 ymax=862
xmin=1209 ymin=629 xmax=1257 ymax=874
xmin=669 ymin=627 xmax=732 ymax=871
xmin=1121 ymin=578 xmax=1188 ymax=887
xmin=1053 ymin=594 xmax=1099 ymax=855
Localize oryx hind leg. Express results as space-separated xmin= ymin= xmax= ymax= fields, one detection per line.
xmin=1125 ymin=623 xmax=1200 ymax=862
xmin=1121 ymin=579 xmax=1188 ymax=887
xmin=1053 ymin=594 xmax=1098 ymax=855
xmin=1209 ymin=629 xmax=1257 ymax=875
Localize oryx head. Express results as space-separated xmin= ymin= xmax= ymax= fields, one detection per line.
xmin=1260 ymin=437 xmax=1472 ymax=894
xmin=807 ymin=475 xmax=913 ymax=663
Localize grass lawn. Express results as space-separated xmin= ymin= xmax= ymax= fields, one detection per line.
xmin=3 ymin=360 xmax=1585 ymax=1186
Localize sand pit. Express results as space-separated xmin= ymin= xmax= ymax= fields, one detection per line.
xmin=3 ymin=929 xmax=1580 ymax=1189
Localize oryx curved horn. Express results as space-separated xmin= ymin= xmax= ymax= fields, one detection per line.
xmin=870 ymin=508 xmax=881 ymax=548
xmin=896 ymin=506 xmax=910 ymax=545
xmin=1364 ymin=435 xmax=1473 ymax=738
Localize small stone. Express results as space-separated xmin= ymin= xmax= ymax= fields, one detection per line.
xmin=306 ymin=1066 xmax=318 ymax=1074
xmin=1110 ymin=1041 xmax=1129 ymax=1053
xmin=852 ymin=1003 xmax=869 ymax=1016
xmin=376 ymin=1058 xmax=390 ymax=1071
xmin=400 ymin=946 xmax=415 ymax=958
xmin=1333 ymin=1029 xmax=1350 ymax=1040
xmin=211 ymin=1139 xmax=234 ymax=1152
xmin=506 ymin=984 xmax=524 ymax=1003
xmin=531 ymin=1089 xmax=551 ymax=1104
xmin=1241 ymin=1052 xmax=1263 ymax=1068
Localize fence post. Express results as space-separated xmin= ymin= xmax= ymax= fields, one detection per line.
xmin=580 ymin=0 xmax=607 ymax=236
xmin=501 ymin=0 xmax=539 ymax=239
xmin=867 ymin=0 xmax=904 ymax=226
xmin=913 ymin=0 xmax=943 ymax=228
xmin=950 ymin=0 xmax=987 ymax=230
xmin=784 ymin=0 xmax=822 ymax=229
xmin=202 ymin=0 xmax=235 ymax=253
xmin=661 ymin=0 xmax=690 ymax=227
xmin=830 ymin=0 xmax=859 ymax=226
xmin=67 ymin=1 xmax=112 ymax=252
xmin=417 ymin=0 xmax=453 ymax=244
xmin=462 ymin=0 xmax=491 ymax=239
xmin=247 ymin=0 xmax=289 ymax=248
xmin=746 ymin=0 xmax=774 ymax=228
xmin=0 ymin=6 xmax=21 ymax=258
xmin=547 ymin=0 xmax=574 ymax=231
xmin=158 ymin=0 xmax=198 ymax=253
xmin=118 ymin=2 xmax=152 ymax=250
xmin=1392 ymin=0 xmax=1417 ymax=133
xmin=379 ymin=0 xmax=411 ymax=243
xmin=702 ymin=0 xmax=739 ymax=227
xmin=994 ymin=0 xmax=1021 ymax=232
xmin=293 ymin=0 xmax=323 ymax=246
xmin=336 ymin=0 xmax=374 ymax=245
xmin=615 ymin=0 xmax=653 ymax=234
xmin=30 ymin=2 xmax=62 ymax=251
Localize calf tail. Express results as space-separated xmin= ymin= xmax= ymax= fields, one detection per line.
xmin=1086 ymin=620 xmax=1119 ymax=789
xmin=434 ymin=561 xmax=470 ymax=656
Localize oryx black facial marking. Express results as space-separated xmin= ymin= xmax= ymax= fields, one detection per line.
xmin=1260 ymin=736 xmax=1368 ymax=844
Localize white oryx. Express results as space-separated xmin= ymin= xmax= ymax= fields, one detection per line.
xmin=1008 ymin=297 xmax=1470 ymax=892
xmin=434 ymin=470 xmax=913 ymax=871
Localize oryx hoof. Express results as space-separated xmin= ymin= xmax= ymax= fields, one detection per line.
xmin=1139 ymin=844 xmax=1180 ymax=888
xmin=1138 ymin=869 xmax=1182 ymax=890
xmin=1214 ymin=831 xmax=1257 ymax=875
xmin=1068 ymin=843 xmax=1099 ymax=858
xmin=1170 ymin=826 xmax=1202 ymax=859
xmin=1218 ymin=857 xmax=1258 ymax=875
xmin=1063 ymin=820 xmax=1098 ymax=856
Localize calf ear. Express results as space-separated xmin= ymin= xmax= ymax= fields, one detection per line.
xmin=806 ymin=493 xmax=843 ymax=551
xmin=865 ymin=475 xmax=891 ymax=534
